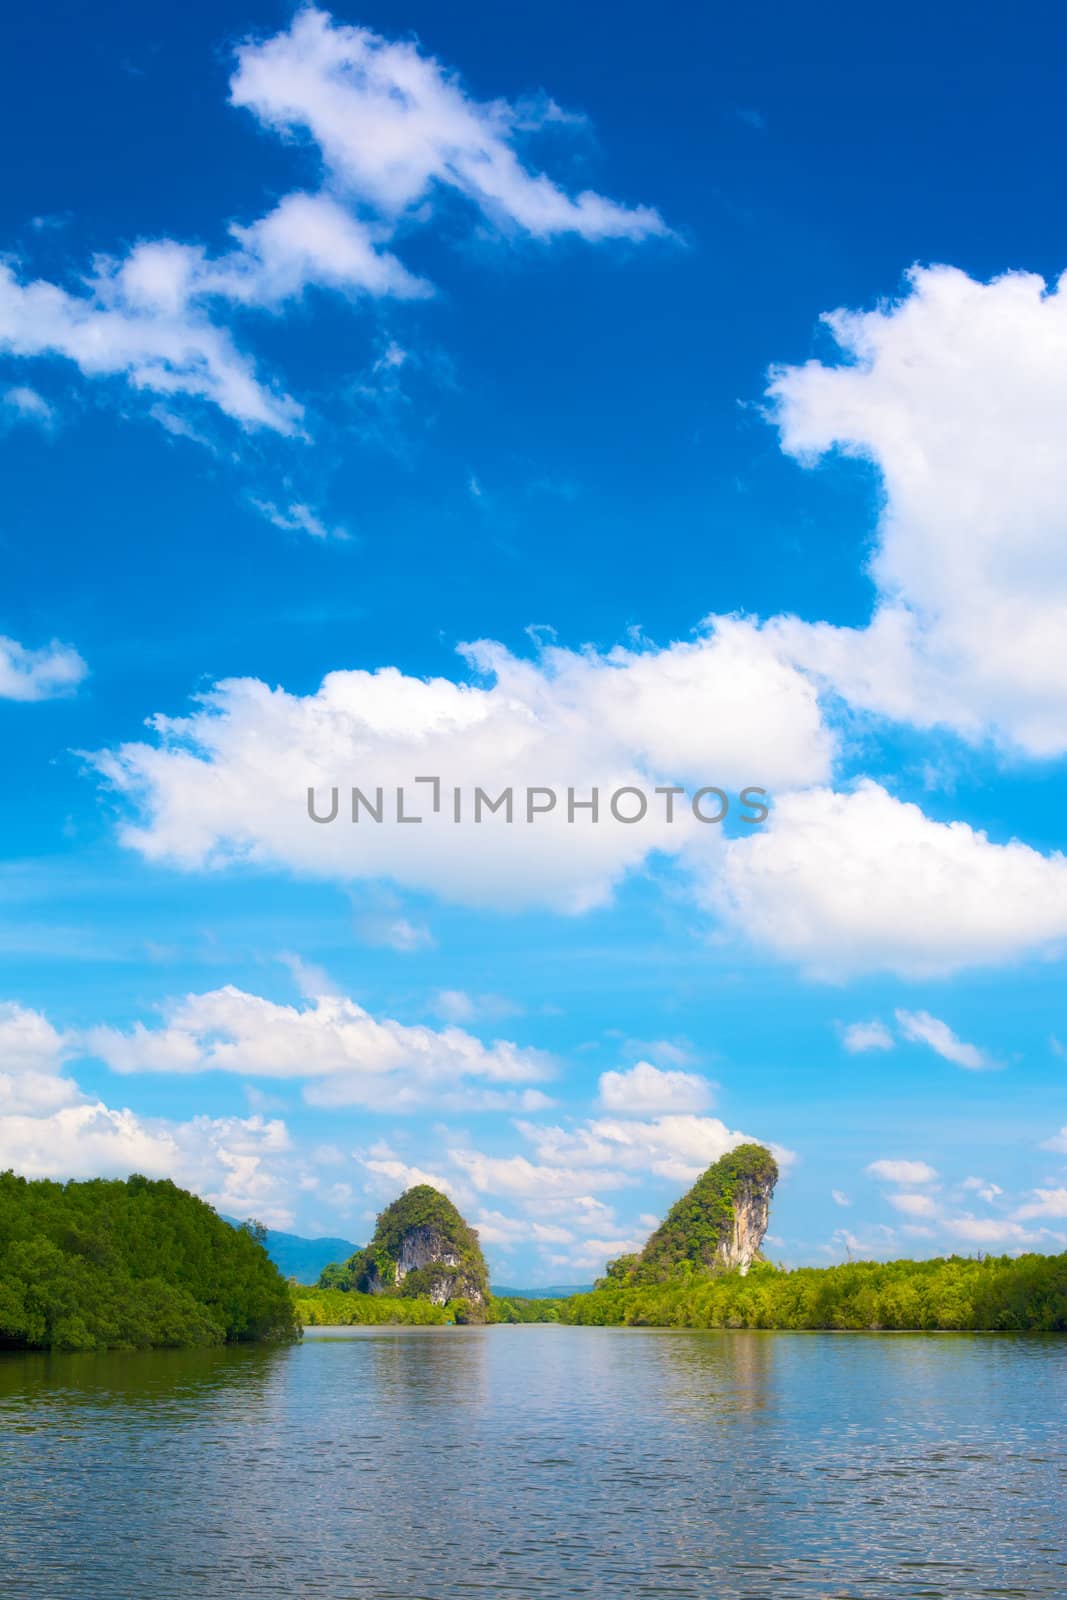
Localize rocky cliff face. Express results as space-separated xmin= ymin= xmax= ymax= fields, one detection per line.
xmin=343 ymin=1185 xmax=490 ymax=1313
xmin=616 ymin=1144 xmax=779 ymax=1285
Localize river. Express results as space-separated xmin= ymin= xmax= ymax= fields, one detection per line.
xmin=1 ymin=1325 xmax=1064 ymax=1597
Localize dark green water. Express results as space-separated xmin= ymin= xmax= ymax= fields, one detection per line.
xmin=1 ymin=1326 xmax=1064 ymax=1598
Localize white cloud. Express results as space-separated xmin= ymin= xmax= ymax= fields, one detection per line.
xmin=2 ymin=385 xmax=55 ymax=426
xmin=24 ymin=1106 xmax=294 ymax=1227
xmin=886 ymin=1192 xmax=939 ymax=1218
xmin=0 ymin=259 xmax=304 ymax=435
xmin=432 ymin=990 xmax=521 ymax=1024
xmin=895 ymin=1010 xmax=995 ymax=1071
xmin=514 ymin=1112 xmax=785 ymax=1187
xmin=0 ymin=634 xmax=87 ymax=702
xmin=831 ymin=1189 xmax=851 ymax=1207
xmin=471 ymin=1210 xmax=575 ymax=1247
xmin=230 ymin=8 xmax=669 ymax=242
xmin=89 ymin=618 xmax=830 ymax=913
xmin=961 ymin=1176 xmax=1003 ymax=1203
xmin=250 ymin=496 xmax=351 ymax=541
xmin=0 ymin=1002 xmax=80 ymax=1114
xmin=81 ymin=982 xmax=552 ymax=1111
xmin=1 ymin=13 xmax=664 ymax=439
xmin=944 ymin=1217 xmax=1050 ymax=1247
xmin=450 ymin=1149 xmax=626 ymax=1199
xmin=841 ymin=1020 xmax=894 ymax=1054
xmin=1014 ymin=1187 xmax=1067 ymax=1220
xmin=597 ymin=1060 xmax=713 ymax=1114
xmin=551 ymin=1236 xmax=647 ymax=1273
xmin=768 ymin=264 xmax=1067 ymax=757
xmin=707 ymin=781 xmax=1067 ymax=978
xmin=1041 ymin=1127 xmax=1067 ymax=1154
xmin=867 ymin=1159 xmax=938 ymax=1185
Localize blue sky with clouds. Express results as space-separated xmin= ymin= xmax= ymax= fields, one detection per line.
xmin=3 ymin=0 xmax=1067 ymax=1282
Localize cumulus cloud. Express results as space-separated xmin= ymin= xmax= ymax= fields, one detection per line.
xmin=867 ymin=1159 xmax=938 ymax=1185
xmin=706 ymin=781 xmax=1067 ymax=978
xmin=597 ymin=1060 xmax=713 ymax=1114
xmin=88 ymin=618 xmax=829 ymax=913
xmin=0 ymin=1000 xmax=299 ymax=1225
xmin=515 ymin=1112 xmax=785 ymax=1187
xmin=895 ymin=1010 xmax=995 ymax=1071
xmin=0 ymin=1002 xmax=80 ymax=1114
xmin=81 ymin=981 xmax=552 ymax=1111
xmin=768 ymin=264 xmax=1067 ymax=757
xmin=841 ymin=1020 xmax=894 ymax=1053
xmin=0 ymin=1102 xmax=296 ymax=1226
xmin=0 ymin=634 xmax=87 ymax=702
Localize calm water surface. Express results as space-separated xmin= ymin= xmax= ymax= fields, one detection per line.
xmin=1 ymin=1326 xmax=1065 ymax=1599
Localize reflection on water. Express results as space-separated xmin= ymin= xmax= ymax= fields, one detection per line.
xmin=2 ymin=1326 xmax=1065 ymax=1598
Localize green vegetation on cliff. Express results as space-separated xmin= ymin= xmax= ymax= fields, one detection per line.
xmin=0 ymin=1170 xmax=300 ymax=1351
xmin=606 ymin=1143 xmax=780 ymax=1287
xmin=566 ymin=1253 xmax=1067 ymax=1331
xmin=320 ymin=1185 xmax=490 ymax=1315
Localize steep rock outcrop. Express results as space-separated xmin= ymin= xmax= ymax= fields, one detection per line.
xmin=606 ymin=1144 xmax=778 ymax=1286
xmin=342 ymin=1186 xmax=490 ymax=1315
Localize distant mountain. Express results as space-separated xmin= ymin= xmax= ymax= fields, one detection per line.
xmin=222 ymin=1217 xmax=359 ymax=1284
xmin=493 ymin=1284 xmax=594 ymax=1300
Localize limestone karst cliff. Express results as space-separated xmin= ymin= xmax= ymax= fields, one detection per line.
xmin=333 ymin=1185 xmax=490 ymax=1317
xmin=602 ymin=1143 xmax=779 ymax=1286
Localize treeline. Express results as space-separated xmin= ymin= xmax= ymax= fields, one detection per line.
xmin=294 ymin=1285 xmax=567 ymax=1326
xmin=564 ymin=1253 xmax=1067 ymax=1331
xmin=0 ymin=1171 xmax=300 ymax=1351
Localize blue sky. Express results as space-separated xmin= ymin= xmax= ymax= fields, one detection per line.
xmin=3 ymin=1 xmax=1067 ymax=1282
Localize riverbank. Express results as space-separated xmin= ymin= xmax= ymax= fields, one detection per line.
xmin=294 ymin=1251 xmax=1067 ymax=1333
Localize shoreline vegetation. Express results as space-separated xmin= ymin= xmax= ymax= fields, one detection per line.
xmin=5 ymin=1165 xmax=1067 ymax=1351
xmin=0 ymin=1171 xmax=299 ymax=1351
xmin=295 ymin=1252 xmax=1067 ymax=1334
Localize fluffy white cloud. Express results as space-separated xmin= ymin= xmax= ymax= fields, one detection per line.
xmin=831 ymin=1189 xmax=851 ymax=1207
xmin=1042 ymin=1127 xmax=1067 ymax=1154
xmin=230 ymin=8 xmax=668 ymax=242
xmin=82 ymin=982 xmax=552 ymax=1111
xmin=597 ymin=1060 xmax=713 ymax=1114
xmin=0 ymin=1103 xmax=296 ymax=1227
xmin=89 ymin=619 xmax=830 ymax=913
xmin=707 ymin=781 xmax=1067 ymax=978
xmin=895 ymin=1010 xmax=995 ymax=1071
xmin=0 ymin=633 xmax=87 ymax=701
xmin=867 ymin=1159 xmax=938 ymax=1185
xmin=515 ymin=1112 xmax=783 ymax=1187
xmin=450 ymin=1149 xmax=627 ymax=1199
xmin=841 ymin=1020 xmax=894 ymax=1054
xmin=0 ymin=1002 xmax=80 ymax=1114
xmin=768 ymin=265 xmax=1067 ymax=756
